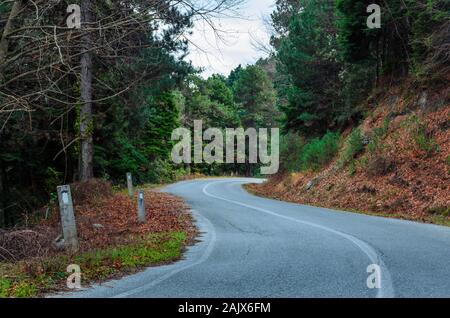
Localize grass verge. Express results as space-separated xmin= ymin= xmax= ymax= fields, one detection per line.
xmin=0 ymin=231 xmax=186 ymax=298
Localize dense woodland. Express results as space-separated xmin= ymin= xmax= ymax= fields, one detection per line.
xmin=0 ymin=0 xmax=449 ymax=228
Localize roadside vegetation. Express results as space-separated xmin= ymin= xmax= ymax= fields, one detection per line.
xmin=0 ymin=232 xmax=186 ymax=298
xmin=3 ymin=0 xmax=447 ymax=230
xmin=0 ymin=180 xmax=196 ymax=297
xmin=1 ymin=0 xmax=449 ymax=296
xmin=248 ymin=95 xmax=450 ymax=226
xmin=247 ymin=0 xmax=449 ymax=225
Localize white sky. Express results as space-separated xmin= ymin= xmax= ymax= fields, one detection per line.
xmin=186 ymin=0 xmax=275 ymax=78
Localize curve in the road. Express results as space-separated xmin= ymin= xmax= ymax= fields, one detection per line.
xmin=202 ymin=180 xmax=395 ymax=298
xmin=59 ymin=178 xmax=450 ymax=298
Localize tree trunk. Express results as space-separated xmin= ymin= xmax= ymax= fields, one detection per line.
xmin=79 ymin=0 xmax=94 ymax=181
xmin=0 ymin=157 xmax=5 ymax=228
xmin=0 ymin=1 xmax=23 ymax=78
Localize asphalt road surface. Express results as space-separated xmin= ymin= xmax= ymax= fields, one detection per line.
xmin=63 ymin=178 xmax=450 ymax=298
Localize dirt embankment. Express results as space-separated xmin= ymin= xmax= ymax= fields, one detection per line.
xmin=1 ymin=179 xmax=196 ymax=262
xmin=248 ymin=85 xmax=450 ymax=225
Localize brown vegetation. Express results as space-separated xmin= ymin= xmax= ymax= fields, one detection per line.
xmin=248 ymin=86 xmax=450 ymax=225
xmin=0 ymin=179 xmax=195 ymax=262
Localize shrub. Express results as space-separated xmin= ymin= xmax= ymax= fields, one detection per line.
xmin=368 ymin=118 xmax=390 ymax=154
xmin=0 ymin=228 xmax=58 ymax=262
xmin=402 ymin=115 xmax=440 ymax=157
xmin=339 ymin=128 xmax=365 ymax=167
xmin=146 ymin=159 xmax=178 ymax=184
xmin=70 ymin=179 xmax=113 ymax=205
xmin=348 ymin=160 xmax=356 ymax=176
xmin=414 ymin=129 xmax=439 ymax=156
xmin=300 ymin=132 xmax=340 ymax=172
xmin=279 ymin=132 xmax=305 ymax=172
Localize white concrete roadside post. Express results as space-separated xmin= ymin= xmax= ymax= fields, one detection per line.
xmin=57 ymin=185 xmax=79 ymax=253
xmin=137 ymin=190 xmax=146 ymax=223
xmin=126 ymin=172 xmax=134 ymax=198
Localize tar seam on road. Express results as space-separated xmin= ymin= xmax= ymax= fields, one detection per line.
xmin=111 ymin=210 xmax=217 ymax=298
xmin=202 ymin=180 xmax=395 ymax=298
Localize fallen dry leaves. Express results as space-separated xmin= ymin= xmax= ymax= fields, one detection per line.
xmin=1 ymin=180 xmax=196 ymax=262
xmin=48 ymin=189 xmax=196 ymax=252
xmin=248 ymin=92 xmax=449 ymax=225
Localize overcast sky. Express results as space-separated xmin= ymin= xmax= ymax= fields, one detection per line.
xmin=186 ymin=0 xmax=275 ymax=78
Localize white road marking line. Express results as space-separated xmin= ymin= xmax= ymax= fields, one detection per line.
xmin=111 ymin=210 xmax=217 ymax=298
xmin=202 ymin=180 xmax=395 ymax=298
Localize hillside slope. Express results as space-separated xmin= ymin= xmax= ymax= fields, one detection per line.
xmin=248 ymin=83 xmax=450 ymax=225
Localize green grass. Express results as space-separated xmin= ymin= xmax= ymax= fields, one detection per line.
xmin=367 ymin=118 xmax=390 ymax=154
xmin=401 ymin=115 xmax=440 ymax=157
xmin=338 ymin=128 xmax=365 ymax=168
xmin=0 ymin=232 xmax=186 ymax=298
xmin=428 ymin=206 xmax=450 ymax=218
xmin=430 ymin=215 xmax=450 ymax=227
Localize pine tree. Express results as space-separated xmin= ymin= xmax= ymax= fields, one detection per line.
xmin=276 ymin=0 xmax=341 ymax=134
xmin=233 ymin=65 xmax=278 ymax=128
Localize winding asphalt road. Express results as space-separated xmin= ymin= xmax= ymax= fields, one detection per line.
xmin=65 ymin=178 xmax=450 ymax=298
